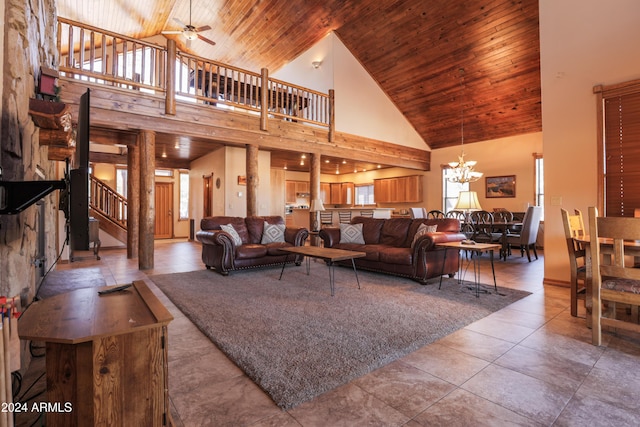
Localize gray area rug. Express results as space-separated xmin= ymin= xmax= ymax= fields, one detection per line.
xmin=38 ymin=267 xmax=106 ymax=299
xmin=150 ymin=265 xmax=530 ymax=409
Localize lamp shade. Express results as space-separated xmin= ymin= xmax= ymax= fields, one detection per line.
xmin=455 ymin=191 xmax=482 ymax=211
xmin=310 ymin=198 xmax=325 ymax=212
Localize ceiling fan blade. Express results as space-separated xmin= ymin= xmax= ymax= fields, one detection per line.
xmin=197 ymin=34 xmax=216 ymax=46
xmin=173 ymin=17 xmax=187 ymax=28
xmin=196 ymin=25 xmax=212 ymax=32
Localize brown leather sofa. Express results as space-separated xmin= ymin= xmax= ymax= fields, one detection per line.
xmin=196 ymin=216 xmax=308 ymax=276
xmin=319 ymin=216 xmax=465 ymax=284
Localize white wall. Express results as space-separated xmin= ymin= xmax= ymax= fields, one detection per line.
xmin=190 ymin=146 xmax=271 ymax=231
xmin=540 ymin=0 xmax=640 ymax=284
xmin=273 ymin=33 xmax=427 ymax=150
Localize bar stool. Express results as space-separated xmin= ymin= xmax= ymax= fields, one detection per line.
xmin=338 ymin=211 xmax=352 ymax=224
xmin=319 ymin=211 xmax=334 ymax=227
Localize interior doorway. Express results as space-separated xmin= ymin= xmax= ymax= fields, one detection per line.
xmin=155 ymin=182 xmax=173 ymax=239
xmin=203 ymin=174 xmax=213 ymax=217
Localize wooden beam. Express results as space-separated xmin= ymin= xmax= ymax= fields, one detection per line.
xmin=246 ymin=144 xmax=258 ymax=216
xmin=59 ymin=80 xmax=429 ymax=171
xmin=138 ymin=130 xmax=155 ymax=270
xmin=127 ymin=143 xmax=139 ymax=260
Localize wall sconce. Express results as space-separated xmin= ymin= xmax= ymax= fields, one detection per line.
xmin=312 ymin=61 xmax=322 ymax=69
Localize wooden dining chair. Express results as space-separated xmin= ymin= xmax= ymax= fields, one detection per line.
xmin=469 ymin=210 xmax=494 ymax=244
xmin=588 ymin=206 xmax=640 ymax=346
xmin=561 ymin=208 xmax=587 ymax=317
xmin=427 ymin=209 xmax=445 ymax=219
xmin=359 ymin=210 xmax=374 ymax=218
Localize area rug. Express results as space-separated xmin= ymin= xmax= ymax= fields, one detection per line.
xmin=150 ymin=265 xmax=530 ymax=409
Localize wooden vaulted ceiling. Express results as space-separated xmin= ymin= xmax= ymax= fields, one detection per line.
xmin=56 ymin=0 xmax=541 ymax=168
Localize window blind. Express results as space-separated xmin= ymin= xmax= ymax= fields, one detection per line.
xmin=603 ymin=91 xmax=640 ymax=217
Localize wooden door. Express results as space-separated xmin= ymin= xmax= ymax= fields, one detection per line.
xmin=203 ymin=175 xmax=212 ymax=217
xmin=155 ymin=182 xmax=173 ymax=239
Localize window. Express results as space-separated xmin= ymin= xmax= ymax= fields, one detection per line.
xmin=355 ymin=184 xmax=374 ymax=205
xmin=116 ymin=167 xmax=127 ymax=198
xmin=179 ymin=171 xmax=190 ymax=220
xmin=442 ymin=168 xmax=469 ymax=212
xmin=596 ymin=79 xmax=640 ymax=217
xmin=155 ymin=169 xmax=173 ymax=177
xmin=534 ymin=153 xmax=544 ymax=218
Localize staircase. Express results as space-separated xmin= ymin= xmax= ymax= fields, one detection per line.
xmin=90 ymin=175 xmax=127 ymax=243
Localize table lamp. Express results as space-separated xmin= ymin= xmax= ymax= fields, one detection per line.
xmin=310 ymin=198 xmax=325 ymax=231
xmin=455 ymin=191 xmax=481 ymax=220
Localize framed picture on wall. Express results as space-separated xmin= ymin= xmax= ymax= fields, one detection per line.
xmin=486 ymin=175 xmax=516 ymax=198
xmin=237 ymin=175 xmax=247 ymax=185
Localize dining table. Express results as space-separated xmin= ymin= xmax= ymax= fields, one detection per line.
xmin=573 ymin=235 xmax=640 ymax=327
xmin=461 ymin=220 xmax=522 ymax=260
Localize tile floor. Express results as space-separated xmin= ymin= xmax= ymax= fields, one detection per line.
xmin=18 ymin=241 xmax=640 ymax=426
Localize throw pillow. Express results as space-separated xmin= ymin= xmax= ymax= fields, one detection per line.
xmin=339 ymin=223 xmax=365 ymax=244
xmin=261 ymin=222 xmax=286 ymax=244
xmin=411 ymin=224 xmax=438 ymax=248
xmin=220 ymin=224 xmax=243 ymax=246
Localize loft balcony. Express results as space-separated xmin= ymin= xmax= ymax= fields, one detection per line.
xmin=53 ymin=18 xmax=429 ymax=172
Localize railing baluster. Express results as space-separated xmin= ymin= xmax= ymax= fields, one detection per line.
xmin=58 ymin=18 xmax=329 ymax=128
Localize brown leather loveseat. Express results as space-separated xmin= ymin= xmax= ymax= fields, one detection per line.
xmin=196 ymin=215 xmax=308 ymax=276
xmin=319 ymin=216 xmax=465 ymax=284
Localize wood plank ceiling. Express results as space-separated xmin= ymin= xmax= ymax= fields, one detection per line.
xmin=56 ymin=0 xmax=541 ymax=172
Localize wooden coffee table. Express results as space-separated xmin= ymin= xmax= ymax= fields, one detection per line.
xmin=279 ymin=246 xmax=366 ymax=296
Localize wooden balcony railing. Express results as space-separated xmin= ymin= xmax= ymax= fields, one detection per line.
xmin=90 ymin=174 xmax=127 ymax=229
xmin=57 ymin=18 xmax=332 ymax=132
xmin=57 ymin=18 xmax=167 ymax=92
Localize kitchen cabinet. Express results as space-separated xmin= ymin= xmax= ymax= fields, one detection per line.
xmin=324 ymin=182 xmax=354 ymax=205
xmin=374 ymin=175 xmax=423 ymax=203
xmin=285 ymin=181 xmax=297 ymax=204
xmin=320 ymin=182 xmax=331 ymax=204
xmin=285 ymin=180 xmax=309 ymax=204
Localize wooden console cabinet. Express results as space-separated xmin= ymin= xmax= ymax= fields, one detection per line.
xmin=19 ymin=280 xmax=173 ymax=426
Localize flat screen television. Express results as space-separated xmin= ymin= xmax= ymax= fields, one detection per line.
xmin=69 ymin=89 xmax=90 ymax=251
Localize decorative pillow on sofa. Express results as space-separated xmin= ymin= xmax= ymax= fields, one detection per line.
xmin=411 ymin=223 xmax=438 ymax=248
xmin=261 ymin=221 xmax=286 ymax=244
xmin=221 ymin=224 xmax=243 ymax=246
xmin=339 ymin=223 xmax=365 ymax=244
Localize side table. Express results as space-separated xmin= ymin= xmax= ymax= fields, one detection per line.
xmin=437 ymin=241 xmax=501 ymax=297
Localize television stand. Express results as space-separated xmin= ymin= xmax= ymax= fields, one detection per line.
xmin=19 ymin=280 xmax=173 ymax=426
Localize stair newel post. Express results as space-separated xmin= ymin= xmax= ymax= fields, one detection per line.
xmin=165 ymin=39 xmax=177 ymax=115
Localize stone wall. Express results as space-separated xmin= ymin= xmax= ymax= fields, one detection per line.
xmin=1 ymin=0 xmax=59 ymax=303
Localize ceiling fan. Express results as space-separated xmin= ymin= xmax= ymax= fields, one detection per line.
xmin=162 ymin=0 xmax=216 ymax=47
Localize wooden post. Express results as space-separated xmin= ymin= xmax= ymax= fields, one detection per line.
xmin=165 ymin=39 xmax=176 ymax=115
xmin=260 ymin=68 xmax=269 ymax=131
xmin=310 ymin=153 xmax=321 ymax=230
xmin=246 ymin=144 xmax=259 ymax=216
xmin=328 ymin=89 xmax=335 ymax=143
xmin=127 ymin=142 xmax=140 ymax=259
xmin=139 ymin=130 xmax=155 ymax=270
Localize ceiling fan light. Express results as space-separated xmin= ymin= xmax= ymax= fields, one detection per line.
xmin=184 ymin=29 xmax=197 ymax=40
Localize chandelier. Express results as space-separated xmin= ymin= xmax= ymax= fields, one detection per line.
xmin=446 ymin=151 xmax=483 ymax=183
xmin=446 ymin=68 xmax=483 ymax=184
